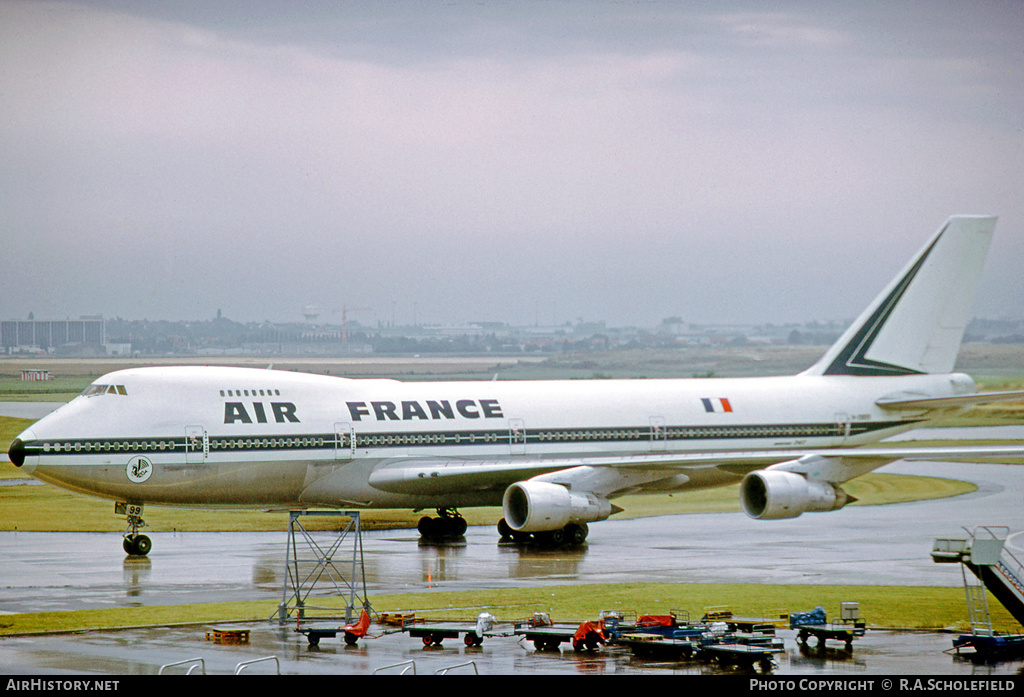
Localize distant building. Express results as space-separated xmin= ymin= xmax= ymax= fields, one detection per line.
xmin=2 ymin=318 xmax=105 ymax=354
xmin=20 ymin=369 xmax=51 ymax=381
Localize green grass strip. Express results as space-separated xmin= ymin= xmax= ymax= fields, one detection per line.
xmin=1 ymin=582 xmax=1020 ymax=637
xmin=0 ymin=472 xmax=977 ymax=532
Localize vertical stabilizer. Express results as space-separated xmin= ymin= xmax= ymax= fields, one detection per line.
xmin=804 ymin=215 xmax=997 ymax=376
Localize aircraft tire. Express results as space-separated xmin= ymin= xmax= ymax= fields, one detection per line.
xmin=535 ymin=528 xmax=565 ymax=547
xmin=451 ymin=515 xmax=467 ymax=536
xmin=417 ymin=515 xmax=467 ymax=539
xmin=123 ymin=534 xmax=152 ymax=556
xmin=564 ymin=522 xmax=588 ymax=545
xmin=417 ymin=516 xmax=435 ymax=536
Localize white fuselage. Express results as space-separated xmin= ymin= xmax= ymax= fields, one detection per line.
xmin=13 ymin=365 xmax=973 ymax=510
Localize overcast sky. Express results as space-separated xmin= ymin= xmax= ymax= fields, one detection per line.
xmin=1 ymin=1 xmax=1021 ymax=328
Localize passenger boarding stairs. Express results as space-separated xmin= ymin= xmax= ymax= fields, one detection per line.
xmin=931 ymin=526 xmax=1024 ymax=631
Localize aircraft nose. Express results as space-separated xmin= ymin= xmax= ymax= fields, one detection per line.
xmin=8 ymin=438 xmax=26 ymax=467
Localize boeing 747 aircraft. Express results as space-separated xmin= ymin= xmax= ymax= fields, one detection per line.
xmin=8 ymin=215 xmax=1024 ymax=555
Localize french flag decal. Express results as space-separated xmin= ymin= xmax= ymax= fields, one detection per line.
xmin=701 ymin=398 xmax=733 ymax=413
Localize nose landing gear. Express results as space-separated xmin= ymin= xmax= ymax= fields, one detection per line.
xmin=116 ymin=502 xmax=151 ymax=556
xmin=124 ymin=533 xmax=152 ymax=556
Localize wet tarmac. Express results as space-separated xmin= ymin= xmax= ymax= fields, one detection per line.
xmin=3 ymin=461 xmax=1023 ymax=616
xmin=2 ymin=619 xmax=1022 ymax=676
xmin=1 ymin=460 xmax=1024 ymax=675
xmin=1 ymin=418 xmax=1023 ymax=675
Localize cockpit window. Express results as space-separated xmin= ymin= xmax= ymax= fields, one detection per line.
xmin=81 ymin=384 xmax=127 ymax=397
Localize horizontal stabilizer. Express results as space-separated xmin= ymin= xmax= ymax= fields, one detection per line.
xmin=876 ymin=389 xmax=1024 ymax=411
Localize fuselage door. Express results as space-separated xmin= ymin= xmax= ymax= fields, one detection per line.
xmin=834 ymin=413 xmax=851 ymax=445
xmin=650 ymin=416 xmax=667 ymax=451
xmin=185 ymin=425 xmax=208 ymax=463
xmin=509 ymin=418 xmax=526 ymax=455
xmin=335 ymin=421 xmax=355 ymax=460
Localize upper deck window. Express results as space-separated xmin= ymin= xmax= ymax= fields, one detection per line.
xmin=221 ymin=388 xmax=283 ymax=397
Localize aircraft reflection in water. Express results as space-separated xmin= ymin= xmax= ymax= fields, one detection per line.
xmin=9 ymin=216 xmax=1024 ymax=556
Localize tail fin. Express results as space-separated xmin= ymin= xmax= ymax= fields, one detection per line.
xmin=803 ymin=215 xmax=997 ymax=377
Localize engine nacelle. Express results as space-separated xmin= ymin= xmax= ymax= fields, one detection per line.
xmin=502 ymin=480 xmax=613 ymax=532
xmin=740 ymin=470 xmax=852 ymax=520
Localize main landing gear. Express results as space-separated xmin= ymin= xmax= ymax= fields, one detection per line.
xmin=417 ymin=507 xmax=468 ymax=540
xmin=497 ymin=519 xmax=589 ymax=547
xmin=116 ymin=502 xmax=152 ymax=556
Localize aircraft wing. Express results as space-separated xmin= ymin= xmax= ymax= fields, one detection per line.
xmin=366 ymin=443 xmax=1024 ymax=498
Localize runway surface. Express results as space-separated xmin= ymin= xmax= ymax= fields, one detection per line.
xmin=3 ymin=460 xmax=1024 ymax=614
xmin=1 ymin=458 xmax=1023 ymax=675
xmin=3 ymin=621 xmax=1016 ymax=676
xmin=2 ymin=416 xmax=1023 ymax=675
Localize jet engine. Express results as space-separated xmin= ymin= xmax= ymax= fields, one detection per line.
xmin=502 ymin=480 xmax=613 ymax=532
xmin=739 ymin=469 xmax=853 ymax=520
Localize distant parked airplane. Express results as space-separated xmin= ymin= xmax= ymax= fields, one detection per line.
xmin=9 ymin=215 xmax=1024 ymax=555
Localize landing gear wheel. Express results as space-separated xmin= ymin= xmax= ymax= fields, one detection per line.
xmin=417 ymin=516 xmax=435 ymax=536
xmin=564 ymin=522 xmax=589 ymax=545
xmin=451 ymin=515 xmax=468 ymax=536
xmin=417 ymin=508 xmax=467 ymax=540
xmin=123 ymin=534 xmax=151 ymax=556
xmin=535 ymin=528 xmax=565 ymax=547
xmin=502 ymin=521 xmax=589 ymax=548
xmin=119 ymin=503 xmax=150 ymax=556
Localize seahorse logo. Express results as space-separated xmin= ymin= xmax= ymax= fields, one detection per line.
xmin=127 ymin=456 xmax=152 ymax=483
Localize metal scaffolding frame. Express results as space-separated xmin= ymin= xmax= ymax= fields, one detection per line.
xmin=275 ymin=510 xmax=370 ymax=625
